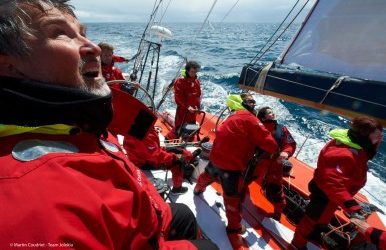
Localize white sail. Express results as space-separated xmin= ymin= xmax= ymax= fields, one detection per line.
xmin=279 ymin=0 xmax=386 ymax=82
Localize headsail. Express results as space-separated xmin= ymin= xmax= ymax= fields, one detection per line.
xmin=239 ymin=0 xmax=386 ymax=125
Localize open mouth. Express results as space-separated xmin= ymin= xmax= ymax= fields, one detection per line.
xmin=83 ymin=71 xmax=99 ymax=78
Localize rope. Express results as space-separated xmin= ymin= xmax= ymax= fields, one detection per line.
xmin=320 ymin=76 xmax=349 ymax=104
xmin=133 ymin=0 xmax=164 ymax=74
xmin=219 ymin=0 xmax=241 ymax=23
xmin=323 ymin=222 xmax=352 ymax=249
xmin=250 ymin=0 xmax=310 ymax=65
xmin=254 ymin=62 xmax=273 ymax=91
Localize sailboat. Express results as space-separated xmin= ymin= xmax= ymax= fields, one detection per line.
xmin=239 ymin=0 xmax=386 ymax=125
xmin=107 ymin=0 xmax=386 ymax=249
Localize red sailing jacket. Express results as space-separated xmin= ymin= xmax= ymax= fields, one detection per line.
xmin=173 ymin=76 xmax=201 ymax=128
xmin=365 ymin=227 xmax=386 ymax=250
xmin=254 ymin=122 xmax=296 ymax=185
xmin=112 ymin=55 xmax=127 ymax=63
xmin=313 ymin=139 xmax=368 ymax=213
xmin=101 ymin=63 xmax=125 ymax=82
xmin=210 ymin=110 xmax=278 ymax=172
xmin=0 ymin=132 xmax=196 ymax=250
xmin=124 ymin=128 xmax=176 ymax=167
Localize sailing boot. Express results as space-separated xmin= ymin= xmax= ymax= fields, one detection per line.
xmin=291 ymin=214 xmax=315 ymax=249
xmin=223 ymin=195 xmax=245 ymax=234
xmin=265 ymin=183 xmax=286 ymax=220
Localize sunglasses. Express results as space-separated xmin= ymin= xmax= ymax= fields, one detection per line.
xmin=246 ymin=99 xmax=256 ymax=104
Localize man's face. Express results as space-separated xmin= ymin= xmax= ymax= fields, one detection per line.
xmin=244 ymin=96 xmax=256 ymax=109
xmin=8 ymin=4 xmax=109 ymax=96
xmin=187 ymin=67 xmax=199 ymax=78
xmin=100 ymin=48 xmax=113 ymax=65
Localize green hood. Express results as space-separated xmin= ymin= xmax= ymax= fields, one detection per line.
xmin=181 ymin=69 xmax=187 ymax=78
xmin=226 ymin=94 xmax=246 ymax=111
xmin=329 ymin=129 xmax=362 ymax=149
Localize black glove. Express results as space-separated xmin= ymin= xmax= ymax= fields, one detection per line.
xmin=172 ymin=154 xmax=185 ymax=165
xmin=282 ymin=159 xmax=293 ymax=177
xmin=350 ymin=211 xmax=366 ymax=221
xmin=167 ymin=147 xmax=184 ymax=154
xmin=360 ymin=202 xmax=385 ymax=215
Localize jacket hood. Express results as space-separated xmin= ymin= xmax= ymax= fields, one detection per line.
xmin=329 ymin=129 xmax=362 ymax=150
xmin=226 ymin=94 xmax=246 ymax=111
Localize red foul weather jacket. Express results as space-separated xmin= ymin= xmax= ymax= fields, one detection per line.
xmin=0 ymin=132 xmax=196 ymax=250
xmin=173 ymin=76 xmax=201 ymax=128
xmin=313 ymin=139 xmax=368 ymax=214
xmin=254 ymin=122 xmax=296 ymax=184
xmin=101 ymin=63 xmax=125 ymax=82
xmin=210 ymin=110 xmax=278 ymax=172
xmin=112 ymin=55 xmax=127 ymax=63
xmin=124 ymin=128 xmax=192 ymax=167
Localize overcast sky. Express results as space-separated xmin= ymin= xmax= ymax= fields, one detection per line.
xmin=71 ymin=0 xmax=314 ymax=23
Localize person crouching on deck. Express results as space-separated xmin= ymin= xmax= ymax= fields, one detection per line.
xmin=123 ymin=126 xmax=193 ymax=195
xmin=194 ymin=93 xmax=278 ymax=234
xmin=291 ymin=116 xmax=383 ymax=249
xmin=254 ymin=106 xmax=297 ymax=219
xmin=0 ymin=1 xmax=219 ymax=249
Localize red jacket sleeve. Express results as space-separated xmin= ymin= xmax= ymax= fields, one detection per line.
xmin=124 ymin=130 xmax=175 ymax=167
xmin=281 ymin=126 xmax=296 ymax=157
xmin=250 ymin=117 xmax=278 ymax=154
xmin=174 ymin=78 xmax=188 ymax=109
xmin=112 ymin=55 xmax=127 ymax=63
xmin=315 ymin=150 xmax=362 ymax=213
xmin=365 ymin=227 xmax=386 ymax=250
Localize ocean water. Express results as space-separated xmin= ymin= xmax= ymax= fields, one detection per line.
xmin=86 ymin=22 xmax=386 ymax=214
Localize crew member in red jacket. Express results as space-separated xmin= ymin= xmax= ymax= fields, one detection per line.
xmin=255 ymin=107 xmax=296 ymax=218
xmin=123 ymin=127 xmax=193 ymax=194
xmin=0 ymin=2 xmax=218 ymax=250
xmin=351 ymin=218 xmax=386 ymax=250
xmin=99 ymin=42 xmax=126 ymax=82
xmin=194 ymin=94 xmax=278 ymax=234
xmin=167 ymin=61 xmax=201 ymax=139
xmin=291 ymin=116 xmax=383 ymax=249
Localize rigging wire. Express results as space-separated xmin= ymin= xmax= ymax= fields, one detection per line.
xmin=191 ymin=0 xmax=218 ymax=49
xmin=250 ymin=0 xmax=309 ymax=65
xmin=158 ymin=0 xmax=173 ymax=24
xmin=132 ymin=0 xmax=164 ymax=74
xmin=249 ymin=0 xmax=300 ymax=64
xmin=219 ymin=0 xmax=241 ymax=23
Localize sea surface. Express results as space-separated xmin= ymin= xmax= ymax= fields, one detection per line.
xmin=86 ymin=22 xmax=386 ymax=215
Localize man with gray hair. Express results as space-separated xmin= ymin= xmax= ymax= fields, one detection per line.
xmin=0 ymin=1 xmax=218 ymax=249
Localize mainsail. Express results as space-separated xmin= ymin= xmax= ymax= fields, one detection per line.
xmin=239 ymin=0 xmax=386 ymax=125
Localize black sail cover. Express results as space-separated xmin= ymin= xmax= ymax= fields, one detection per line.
xmin=239 ymin=0 xmax=386 ymax=125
